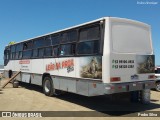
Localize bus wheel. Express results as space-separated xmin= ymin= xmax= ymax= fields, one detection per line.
xmin=43 ymin=77 xmax=54 ymax=96
xmin=141 ymin=89 xmax=150 ymax=104
xmin=156 ymin=82 xmax=160 ymax=92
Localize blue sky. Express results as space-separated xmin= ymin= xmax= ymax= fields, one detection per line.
xmin=0 ymin=0 xmax=160 ymax=65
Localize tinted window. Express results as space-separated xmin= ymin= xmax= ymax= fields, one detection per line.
xmin=61 ymin=30 xmax=77 ymax=43
xmin=79 ymin=26 xmax=100 ymax=41
xmin=23 ymin=50 xmax=32 ymax=59
xmin=11 ymin=52 xmax=15 ymax=60
xmin=23 ymin=41 xmax=33 ymax=50
xmin=88 ymin=26 xmax=100 ymax=40
xmin=19 ymin=51 xmax=22 ymax=59
xmin=38 ymin=48 xmax=44 ymax=57
xmin=51 ymin=35 xmax=60 ymax=45
xmin=79 ymin=29 xmax=87 ymax=41
xmin=77 ymin=41 xmax=99 ymax=54
xmin=33 ymin=37 xmax=45 ymax=48
xmin=4 ymin=49 xmax=10 ymax=66
xmin=70 ymin=30 xmax=77 ymax=42
xmin=44 ymin=36 xmax=51 ymax=46
xmin=53 ymin=47 xmax=58 ymax=57
xmin=15 ymin=52 xmax=19 ymax=59
xmin=4 ymin=50 xmax=9 ymax=59
xmin=16 ymin=44 xmax=23 ymax=52
xmin=32 ymin=49 xmax=38 ymax=58
xmin=60 ymin=44 xmax=75 ymax=56
xmin=62 ymin=33 xmax=68 ymax=42
xmin=11 ymin=45 xmax=16 ymax=52
xmin=45 ymin=47 xmax=52 ymax=57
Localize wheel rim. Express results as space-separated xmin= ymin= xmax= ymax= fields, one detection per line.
xmin=44 ymin=80 xmax=51 ymax=93
xmin=156 ymin=83 xmax=160 ymax=91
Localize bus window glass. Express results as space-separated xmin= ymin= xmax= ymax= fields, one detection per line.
xmin=60 ymin=44 xmax=75 ymax=56
xmin=88 ymin=26 xmax=100 ymax=40
xmin=62 ymin=33 xmax=68 ymax=42
xmin=19 ymin=51 xmax=22 ymax=59
xmin=23 ymin=41 xmax=33 ymax=50
xmin=32 ymin=49 xmax=38 ymax=58
xmin=77 ymin=41 xmax=99 ymax=54
xmin=10 ymin=52 xmax=15 ymax=60
xmin=53 ymin=47 xmax=58 ymax=57
xmin=79 ymin=26 xmax=100 ymax=41
xmin=16 ymin=43 xmax=23 ymax=52
xmin=33 ymin=37 xmax=45 ymax=48
xmin=45 ymin=47 xmax=52 ymax=57
xmin=69 ymin=30 xmax=77 ymax=42
xmin=61 ymin=30 xmax=77 ymax=43
xmin=51 ymin=35 xmax=60 ymax=45
xmin=22 ymin=50 xmax=32 ymax=59
xmin=79 ymin=29 xmax=87 ymax=41
xmin=15 ymin=52 xmax=19 ymax=59
xmin=45 ymin=36 xmax=51 ymax=46
xmin=11 ymin=45 xmax=16 ymax=52
xmin=38 ymin=48 xmax=44 ymax=58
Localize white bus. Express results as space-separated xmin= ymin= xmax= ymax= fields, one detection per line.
xmin=4 ymin=17 xmax=155 ymax=102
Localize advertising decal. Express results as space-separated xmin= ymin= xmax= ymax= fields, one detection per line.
xmin=46 ymin=59 xmax=74 ymax=73
xmin=79 ymin=56 xmax=102 ymax=79
xmin=137 ymin=55 xmax=155 ymax=74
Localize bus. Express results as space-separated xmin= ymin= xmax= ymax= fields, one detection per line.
xmin=4 ymin=17 xmax=155 ymax=103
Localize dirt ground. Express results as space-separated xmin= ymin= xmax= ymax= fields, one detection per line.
xmin=0 ymin=78 xmax=160 ymax=120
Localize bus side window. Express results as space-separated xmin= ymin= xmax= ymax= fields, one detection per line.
xmin=45 ymin=46 xmax=52 ymax=57
xmin=51 ymin=35 xmax=60 ymax=46
xmin=79 ymin=26 xmax=100 ymax=41
xmin=77 ymin=41 xmax=99 ymax=55
xmin=32 ymin=49 xmax=38 ymax=58
xmin=19 ymin=51 xmax=22 ymax=59
xmin=10 ymin=52 xmax=15 ymax=60
xmin=53 ymin=47 xmax=58 ymax=57
xmin=15 ymin=52 xmax=19 ymax=59
xmin=22 ymin=50 xmax=32 ymax=59
xmin=38 ymin=48 xmax=44 ymax=58
xmin=59 ymin=44 xmax=75 ymax=56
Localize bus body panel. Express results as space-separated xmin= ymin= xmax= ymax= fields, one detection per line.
xmin=3 ymin=17 xmax=155 ymax=96
xmin=110 ymin=54 xmax=155 ymax=83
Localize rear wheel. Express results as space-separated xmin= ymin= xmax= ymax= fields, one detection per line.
xmin=141 ymin=89 xmax=150 ymax=104
xmin=43 ymin=77 xmax=54 ymax=96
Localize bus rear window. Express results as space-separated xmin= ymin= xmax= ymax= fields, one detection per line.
xmin=112 ymin=23 xmax=152 ymax=54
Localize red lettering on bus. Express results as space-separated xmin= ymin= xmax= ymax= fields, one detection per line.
xmin=19 ymin=60 xmax=30 ymax=64
xmin=46 ymin=59 xmax=74 ymax=71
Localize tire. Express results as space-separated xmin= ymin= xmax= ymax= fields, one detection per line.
xmin=156 ymin=82 xmax=160 ymax=92
xmin=43 ymin=76 xmax=54 ymax=96
xmin=141 ymin=89 xmax=150 ymax=104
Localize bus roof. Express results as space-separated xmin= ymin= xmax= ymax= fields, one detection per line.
xmin=6 ymin=17 xmax=150 ymax=46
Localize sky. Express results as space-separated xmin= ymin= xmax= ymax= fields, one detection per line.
xmin=0 ymin=0 xmax=160 ymax=65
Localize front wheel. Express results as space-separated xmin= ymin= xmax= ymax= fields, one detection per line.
xmin=43 ymin=77 xmax=54 ymax=96
xmin=156 ymin=82 xmax=160 ymax=92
